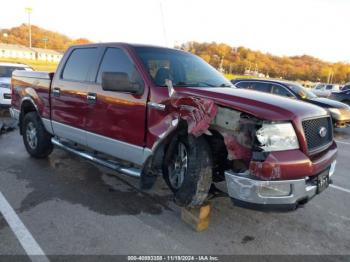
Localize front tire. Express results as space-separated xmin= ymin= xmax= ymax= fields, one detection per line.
xmin=163 ymin=134 xmax=212 ymax=207
xmin=22 ymin=112 xmax=53 ymax=158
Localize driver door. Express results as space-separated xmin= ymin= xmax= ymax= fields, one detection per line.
xmin=85 ymin=46 xmax=149 ymax=165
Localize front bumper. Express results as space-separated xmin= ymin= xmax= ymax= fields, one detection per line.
xmin=225 ymin=160 xmax=336 ymax=210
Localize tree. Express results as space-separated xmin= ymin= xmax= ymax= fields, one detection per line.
xmin=0 ymin=24 xmax=92 ymax=52
xmin=177 ymin=41 xmax=350 ymax=83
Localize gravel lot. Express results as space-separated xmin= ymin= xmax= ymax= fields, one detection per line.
xmin=0 ymin=110 xmax=349 ymax=260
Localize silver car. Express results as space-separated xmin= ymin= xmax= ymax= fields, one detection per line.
xmin=0 ymin=62 xmax=33 ymax=108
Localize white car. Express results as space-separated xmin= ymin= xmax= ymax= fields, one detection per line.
xmin=0 ymin=63 xmax=33 ymax=108
xmin=312 ymin=83 xmax=340 ymax=97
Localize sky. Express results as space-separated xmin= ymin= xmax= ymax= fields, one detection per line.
xmin=1 ymin=0 xmax=349 ymax=63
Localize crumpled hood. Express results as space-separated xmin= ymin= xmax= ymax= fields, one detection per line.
xmin=176 ymin=87 xmax=328 ymax=121
xmin=308 ymin=97 xmax=349 ymax=109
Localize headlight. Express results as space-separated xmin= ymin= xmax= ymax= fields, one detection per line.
xmin=328 ymin=108 xmax=341 ymax=116
xmin=256 ymin=122 xmax=299 ymax=151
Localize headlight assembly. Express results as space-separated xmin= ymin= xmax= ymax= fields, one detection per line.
xmin=256 ymin=122 xmax=299 ymax=151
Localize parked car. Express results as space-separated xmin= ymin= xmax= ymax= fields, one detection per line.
xmin=10 ymin=43 xmax=337 ymax=211
xmin=232 ymin=79 xmax=350 ymax=128
xmin=312 ymin=83 xmax=340 ymax=97
xmin=341 ymin=83 xmax=350 ymax=91
xmin=329 ymin=89 xmax=350 ymax=106
xmin=0 ymin=62 xmax=32 ymax=108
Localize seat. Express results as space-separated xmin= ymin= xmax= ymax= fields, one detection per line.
xmin=154 ymin=67 xmax=171 ymax=86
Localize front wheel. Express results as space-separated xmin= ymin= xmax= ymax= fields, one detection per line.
xmin=22 ymin=112 xmax=53 ymax=158
xmin=163 ymin=134 xmax=212 ymax=207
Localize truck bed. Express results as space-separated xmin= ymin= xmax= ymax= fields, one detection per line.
xmin=11 ymin=70 xmax=54 ymax=120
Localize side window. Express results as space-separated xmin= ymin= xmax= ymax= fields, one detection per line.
xmin=326 ymin=85 xmax=333 ymax=90
xmin=235 ymin=82 xmax=251 ymax=88
xmin=62 ymin=48 xmax=99 ymax=82
xmin=251 ymin=82 xmax=271 ymax=93
xmin=271 ymin=84 xmax=294 ymax=97
xmin=343 ymin=85 xmax=350 ymax=91
xmin=96 ymin=48 xmax=143 ymax=87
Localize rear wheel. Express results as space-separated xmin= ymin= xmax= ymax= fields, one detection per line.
xmin=22 ymin=112 xmax=53 ymax=158
xmin=163 ymin=134 xmax=212 ymax=207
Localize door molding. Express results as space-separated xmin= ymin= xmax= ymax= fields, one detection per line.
xmin=50 ymin=120 xmax=151 ymax=166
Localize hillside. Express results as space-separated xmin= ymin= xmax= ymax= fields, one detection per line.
xmin=0 ymin=24 xmax=91 ymax=52
xmin=179 ymin=42 xmax=350 ymax=83
xmin=1 ymin=25 xmax=349 ymax=82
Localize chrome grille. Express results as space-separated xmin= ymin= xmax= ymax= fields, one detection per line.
xmin=302 ymin=117 xmax=333 ymax=153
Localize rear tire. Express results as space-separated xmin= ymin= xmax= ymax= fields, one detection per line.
xmin=163 ymin=134 xmax=212 ymax=207
xmin=22 ymin=112 xmax=53 ymax=158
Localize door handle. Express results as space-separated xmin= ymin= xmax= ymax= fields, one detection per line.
xmin=87 ymin=92 xmax=97 ymax=104
xmin=53 ymin=87 xmax=60 ymax=97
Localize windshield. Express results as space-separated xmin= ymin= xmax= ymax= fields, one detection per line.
xmin=135 ymin=47 xmax=233 ymax=88
xmin=287 ymin=83 xmax=317 ymax=99
xmin=0 ymin=66 xmax=31 ymax=78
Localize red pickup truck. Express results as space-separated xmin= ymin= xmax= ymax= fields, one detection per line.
xmin=10 ymin=43 xmax=337 ymax=210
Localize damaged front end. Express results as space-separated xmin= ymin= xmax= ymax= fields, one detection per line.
xmin=142 ymin=93 xmax=337 ymax=210
xmin=141 ymin=94 xmax=264 ymax=193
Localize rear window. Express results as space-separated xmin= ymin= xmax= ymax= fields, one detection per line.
xmin=235 ymin=81 xmax=272 ymax=93
xmin=251 ymin=82 xmax=271 ymax=93
xmin=235 ymin=81 xmax=251 ymax=88
xmin=62 ymin=48 xmax=99 ymax=82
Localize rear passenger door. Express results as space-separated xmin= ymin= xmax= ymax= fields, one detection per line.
xmin=85 ymin=47 xmax=149 ymax=165
xmin=51 ymin=47 xmax=102 ymax=145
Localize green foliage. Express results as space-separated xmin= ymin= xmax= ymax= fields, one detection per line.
xmin=0 ymin=24 xmax=91 ymax=52
xmin=178 ymin=42 xmax=350 ymax=83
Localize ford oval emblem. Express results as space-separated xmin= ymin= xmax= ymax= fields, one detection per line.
xmin=319 ymin=126 xmax=327 ymax=138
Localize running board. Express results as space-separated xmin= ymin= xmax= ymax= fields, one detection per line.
xmin=51 ymin=137 xmax=141 ymax=178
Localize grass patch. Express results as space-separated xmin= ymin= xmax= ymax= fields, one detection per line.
xmin=0 ymin=58 xmax=58 ymax=72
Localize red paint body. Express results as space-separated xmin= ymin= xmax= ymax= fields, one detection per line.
xmin=11 ymin=43 xmax=337 ymax=181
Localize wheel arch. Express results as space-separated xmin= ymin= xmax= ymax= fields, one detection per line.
xmin=19 ymin=97 xmax=39 ymax=135
xmin=140 ymin=119 xmax=191 ymax=189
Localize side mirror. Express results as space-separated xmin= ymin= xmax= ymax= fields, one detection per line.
xmin=102 ymin=72 xmax=143 ymax=95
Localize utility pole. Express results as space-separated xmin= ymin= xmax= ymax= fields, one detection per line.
xmin=42 ymin=37 xmax=48 ymax=49
xmin=25 ymin=7 xmax=32 ymax=48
